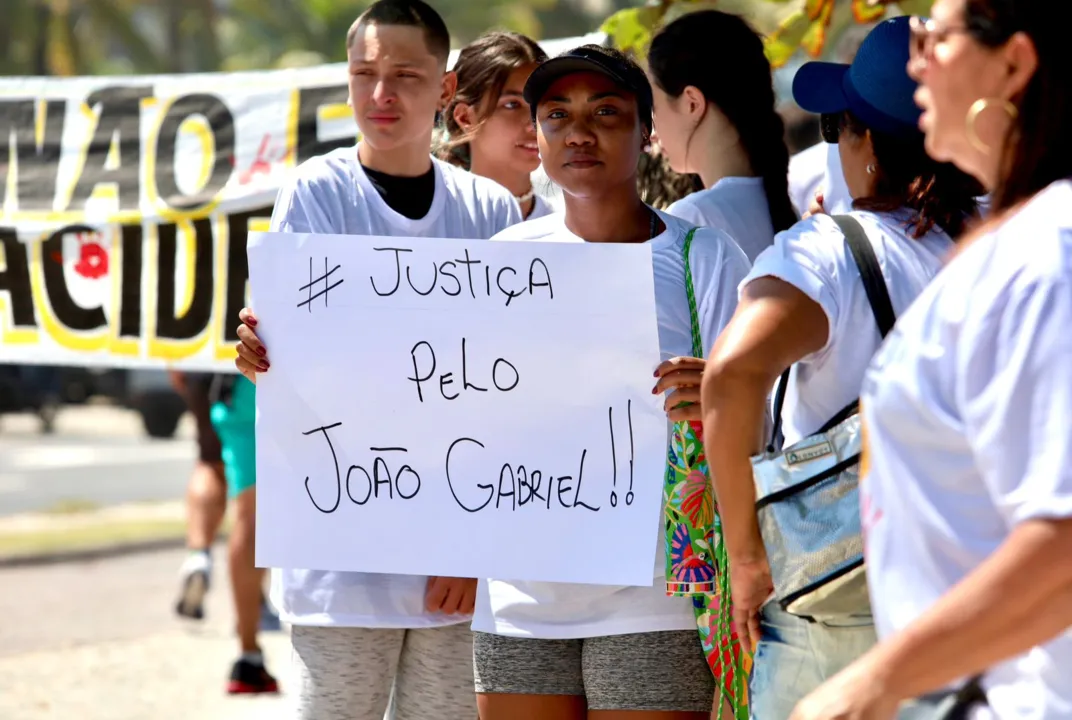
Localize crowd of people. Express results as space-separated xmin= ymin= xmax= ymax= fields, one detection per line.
xmin=173 ymin=0 xmax=1072 ymax=717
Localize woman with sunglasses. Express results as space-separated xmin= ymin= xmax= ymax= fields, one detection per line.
xmin=473 ymin=45 xmax=751 ymax=720
xmin=692 ymin=16 xmax=980 ymax=720
xmin=790 ymin=1 xmax=1072 ymax=718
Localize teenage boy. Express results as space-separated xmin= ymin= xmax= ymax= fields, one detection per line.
xmin=236 ymin=1 xmax=523 ymax=718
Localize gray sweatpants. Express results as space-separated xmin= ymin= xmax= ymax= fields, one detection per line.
xmin=291 ymin=623 xmax=477 ymax=720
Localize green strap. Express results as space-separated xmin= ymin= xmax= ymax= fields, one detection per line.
xmin=682 ymin=228 xmax=703 ymax=358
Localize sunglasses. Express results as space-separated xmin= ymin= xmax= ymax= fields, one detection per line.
xmin=908 ymin=15 xmax=976 ymax=61
xmin=820 ymin=113 xmax=843 ymax=144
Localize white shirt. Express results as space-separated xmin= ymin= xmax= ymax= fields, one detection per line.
xmin=861 ymin=181 xmax=1072 ymax=719
xmin=473 ymin=210 xmax=751 ymax=638
xmin=666 ymin=176 xmax=775 ymax=262
xmin=267 ymin=145 xmax=522 ymax=629
xmin=527 ymin=194 xmax=555 ymax=221
xmin=744 ymin=211 xmax=954 ymax=445
xmin=788 ymin=142 xmax=852 ymax=218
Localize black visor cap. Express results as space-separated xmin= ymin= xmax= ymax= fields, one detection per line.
xmin=523 ymin=46 xmax=653 ymax=132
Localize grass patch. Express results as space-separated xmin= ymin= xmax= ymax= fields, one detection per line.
xmin=42 ymin=498 xmax=102 ymax=515
xmin=0 ymin=519 xmax=188 ymax=559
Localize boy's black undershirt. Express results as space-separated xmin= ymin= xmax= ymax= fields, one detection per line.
xmin=363 ymin=165 xmax=436 ymax=220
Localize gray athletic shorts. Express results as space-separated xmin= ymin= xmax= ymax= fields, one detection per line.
xmin=473 ymin=630 xmax=715 ymax=712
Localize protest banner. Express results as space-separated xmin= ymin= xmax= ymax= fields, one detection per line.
xmin=0 ymin=32 xmax=601 ymax=372
xmin=248 ymin=230 xmax=666 ymax=586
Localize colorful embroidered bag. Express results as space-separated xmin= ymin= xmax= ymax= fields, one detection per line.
xmin=663 ymin=228 xmax=749 ymax=720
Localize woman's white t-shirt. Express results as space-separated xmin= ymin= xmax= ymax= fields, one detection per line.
xmin=267 ymin=145 xmax=522 ymax=629
xmin=861 ymin=181 xmax=1072 ymax=719
xmin=473 ymin=209 xmax=751 ymax=639
xmin=788 ymin=142 xmax=853 ymax=219
xmin=527 ymin=194 xmax=555 ymax=221
xmin=666 ymin=176 xmax=775 ymax=262
xmin=744 ymin=210 xmax=954 ymax=445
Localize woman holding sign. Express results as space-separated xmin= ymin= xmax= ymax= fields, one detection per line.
xmin=478 ymin=45 xmax=750 ymax=720
xmin=438 ymin=31 xmax=554 ymax=221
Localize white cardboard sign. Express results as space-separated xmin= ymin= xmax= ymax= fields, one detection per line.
xmin=248 ymin=231 xmax=666 ymax=586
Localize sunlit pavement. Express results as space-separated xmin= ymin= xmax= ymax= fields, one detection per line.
xmin=0 ymin=545 xmax=293 ymax=720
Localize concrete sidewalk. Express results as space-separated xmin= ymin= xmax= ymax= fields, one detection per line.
xmin=0 ymin=544 xmax=293 ymax=720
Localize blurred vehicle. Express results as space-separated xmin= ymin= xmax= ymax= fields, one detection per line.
xmin=123 ymin=369 xmax=187 ymax=439
xmin=0 ymin=364 xmax=63 ymax=433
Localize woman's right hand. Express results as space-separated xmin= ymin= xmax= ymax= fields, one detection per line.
xmin=729 ymin=554 xmax=775 ymax=654
xmin=234 ymin=307 xmax=269 ymax=384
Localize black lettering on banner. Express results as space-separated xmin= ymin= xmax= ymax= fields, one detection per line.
xmin=0 ymin=99 xmax=66 ymax=211
xmin=407 ymin=340 xmax=435 ymax=402
xmin=154 ymin=93 xmax=235 ymax=211
xmin=439 ymin=261 xmax=461 ymax=297
xmin=155 ymin=218 xmax=214 ymax=340
xmin=42 ymin=225 xmax=107 ymax=332
xmin=345 ymin=464 xmax=373 ymax=505
xmin=529 ymin=258 xmax=554 ymax=300
xmin=224 ymin=207 xmax=270 ymax=343
xmin=117 ymin=223 xmax=143 ymax=338
xmin=573 ymin=449 xmax=599 ymax=512
xmin=0 ymin=227 xmax=37 ymax=328
xmin=445 ymin=437 xmax=493 ymax=512
xmin=492 ymin=358 xmax=519 ymax=392
xmin=67 ymin=86 xmax=152 ymax=211
xmin=496 ymin=465 xmax=516 ymax=510
xmin=303 ymin=422 xmax=343 ymax=514
xmin=296 ymin=85 xmax=351 ymax=164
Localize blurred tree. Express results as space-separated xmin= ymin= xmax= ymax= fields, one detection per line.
xmin=601 ymin=0 xmax=933 ymax=66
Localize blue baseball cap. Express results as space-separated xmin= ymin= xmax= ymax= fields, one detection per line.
xmin=792 ymin=16 xmax=921 ymax=137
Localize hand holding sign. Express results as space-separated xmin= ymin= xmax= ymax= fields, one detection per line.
xmin=248 ymin=231 xmax=666 ymax=586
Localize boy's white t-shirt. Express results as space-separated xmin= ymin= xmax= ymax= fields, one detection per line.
xmin=744 ymin=210 xmax=953 ymax=445
xmin=861 ymin=180 xmax=1072 ymax=719
xmin=471 ymin=210 xmax=751 ymax=639
xmin=666 ymin=176 xmax=776 ymax=263
xmin=266 ymin=145 xmax=522 ymax=629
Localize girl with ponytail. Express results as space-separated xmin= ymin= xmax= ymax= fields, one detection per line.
xmin=648 ymin=10 xmax=797 ymax=261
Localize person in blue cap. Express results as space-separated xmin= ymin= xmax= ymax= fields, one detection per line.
xmin=697 ymin=15 xmax=982 ymax=720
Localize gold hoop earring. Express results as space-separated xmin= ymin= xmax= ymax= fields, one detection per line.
xmin=965 ymin=98 xmax=1018 ymax=155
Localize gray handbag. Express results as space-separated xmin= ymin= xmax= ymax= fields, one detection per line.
xmin=751 ymin=215 xmax=896 ymax=620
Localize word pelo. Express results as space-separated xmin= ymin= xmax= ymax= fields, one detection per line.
xmin=407 ymin=337 xmax=519 ymax=402
xmin=369 ymin=247 xmax=553 ymax=307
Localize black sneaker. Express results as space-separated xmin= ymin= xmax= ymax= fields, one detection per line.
xmin=227 ymin=658 xmax=280 ymax=695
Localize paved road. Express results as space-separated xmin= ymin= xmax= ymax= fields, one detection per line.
xmin=0 ymin=544 xmax=292 ymax=720
xmin=0 ymin=405 xmax=196 ymax=517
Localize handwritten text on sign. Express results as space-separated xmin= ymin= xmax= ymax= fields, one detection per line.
xmin=248 ymin=232 xmax=665 ymax=586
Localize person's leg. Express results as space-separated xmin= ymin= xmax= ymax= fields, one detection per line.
xmin=229 ymin=486 xmax=263 ymax=655
xmin=475 ymin=631 xmax=587 ymax=720
xmin=583 ymin=630 xmax=714 ymax=720
xmin=747 ymin=603 xmax=876 ymax=719
xmin=175 ymin=371 xmax=227 ymax=620
xmin=390 ymin=623 xmax=479 ymax=719
xmin=291 ymin=625 xmax=403 ymax=720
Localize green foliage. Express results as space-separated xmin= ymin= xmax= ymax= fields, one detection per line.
xmin=600 ymin=0 xmax=934 ymax=68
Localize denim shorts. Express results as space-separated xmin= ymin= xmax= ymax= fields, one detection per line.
xmin=749 ymin=602 xmax=877 ymax=719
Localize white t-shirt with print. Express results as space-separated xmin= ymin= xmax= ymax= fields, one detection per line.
xmin=743 ymin=211 xmax=954 ymax=445
xmin=471 ymin=210 xmax=751 ymax=639
xmin=666 ymin=176 xmax=775 ymax=263
xmin=860 ymin=181 xmax=1072 ymax=719
xmin=267 ymin=145 xmax=522 ymax=629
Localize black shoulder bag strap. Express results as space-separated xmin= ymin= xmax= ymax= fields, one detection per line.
xmin=767 ymin=215 xmax=897 ymax=452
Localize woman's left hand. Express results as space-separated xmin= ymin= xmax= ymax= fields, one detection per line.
xmin=653 ymin=357 xmax=706 ymax=422
xmin=789 ymin=659 xmax=900 ymax=720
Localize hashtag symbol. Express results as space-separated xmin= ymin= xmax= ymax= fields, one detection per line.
xmin=297 ymin=257 xmax=344 ymax=312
